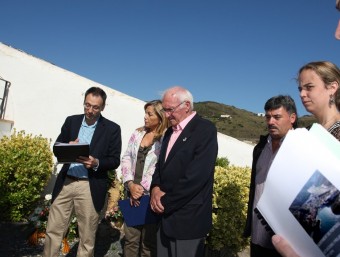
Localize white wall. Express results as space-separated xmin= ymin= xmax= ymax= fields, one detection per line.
xmin=0 ymin=43 xmax=253 ymax=169
xmin=0 ymin=119 xmax=14 ymax=138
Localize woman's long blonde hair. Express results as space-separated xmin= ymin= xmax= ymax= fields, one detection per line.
xmin=138 ymin=100 xmax=169 ymax=141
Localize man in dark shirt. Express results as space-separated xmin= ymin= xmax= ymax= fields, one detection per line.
xmin=244 ymin=95 xmax=297 ymax=257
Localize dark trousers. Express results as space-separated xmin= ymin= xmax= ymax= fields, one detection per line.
xmin=157 ymin=225 xmax=205 ymax=257
xmin=250 ymin=243 xmax=281 ymax=257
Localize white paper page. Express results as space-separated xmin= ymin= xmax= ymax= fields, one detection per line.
xmin=257 ymin=128 xmax=340 ymax=257
xmin=309 ymin=123 xmax=340 ymax=161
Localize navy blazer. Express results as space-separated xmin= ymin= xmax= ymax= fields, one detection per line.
xmin=151 ymin=114 xmax=218 ymax=239
xmin=51 ymin=114 xmax=122 ymax=212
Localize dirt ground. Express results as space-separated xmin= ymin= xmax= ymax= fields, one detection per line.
xmin=0 ymin=221 xmax=250 ymax=257
xmin=0 ymin=220 xmax=123 ymax=257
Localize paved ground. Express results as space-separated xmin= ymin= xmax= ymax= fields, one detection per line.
xmin=0 ymin=221 xmax=249 ymax=257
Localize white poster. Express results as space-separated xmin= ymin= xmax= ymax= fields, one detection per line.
xmin=257 ymin=124 xmax=340 ymax=257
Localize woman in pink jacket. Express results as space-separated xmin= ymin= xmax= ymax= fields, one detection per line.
xmin=121 ymin=100 xmax=169 ymax=257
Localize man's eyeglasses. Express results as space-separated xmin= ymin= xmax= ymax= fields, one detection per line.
xmin=161 ymin=102 xmax=184 ymax=114
xmin=84 ymin=103 xmax=101 ymax=112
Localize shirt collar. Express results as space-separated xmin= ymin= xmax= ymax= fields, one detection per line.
xmin=172 ymin=111 xmax=196 ymax=132
xmin=82 ymin=116 xmax=98 ymax=128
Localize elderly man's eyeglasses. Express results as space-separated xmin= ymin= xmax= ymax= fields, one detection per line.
xmin=161 ymin=102 xmax=184 ymax=114
xmin=84 ymin=103 xmax=101 ymax=111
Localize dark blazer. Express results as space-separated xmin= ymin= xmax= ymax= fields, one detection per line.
xmin=151 ymin=114 xmax=218 ymax=240
xmin=243 ymin=134 xmax=268 ymax=237
xmin=51 ymin=114 xmax=122 ymax=212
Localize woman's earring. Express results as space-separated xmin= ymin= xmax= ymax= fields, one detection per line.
xmin=329 ymin=94 xmax=335 ymax=106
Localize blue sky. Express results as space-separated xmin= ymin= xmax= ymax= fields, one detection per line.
xmin=2 ymin=0 xmax=339 ymax=116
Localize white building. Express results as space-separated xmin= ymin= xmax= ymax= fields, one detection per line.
xmin=220 ymin=114 xmax=231 ymax=119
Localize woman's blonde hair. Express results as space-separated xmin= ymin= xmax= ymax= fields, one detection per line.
xmin=138 ymin=100 xmax=169 ymax=141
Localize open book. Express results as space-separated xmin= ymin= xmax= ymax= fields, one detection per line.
xmin=256 ymin=124 xmax=340 ymax=257
xmin=53 ymin=142 xmax=89 ymax=163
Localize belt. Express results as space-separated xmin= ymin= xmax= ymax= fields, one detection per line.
xmin=66 ymin=175 xmax=89 ymax=181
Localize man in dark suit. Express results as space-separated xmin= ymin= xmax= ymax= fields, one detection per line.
xmin=150 ymin=86 xmax=218 ymax=257
xmin=43 ymin=87 xmax=121 ymax=257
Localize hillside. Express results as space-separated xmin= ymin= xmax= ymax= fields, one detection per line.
xmin=195 ymin=101 xmax=317 ymax=143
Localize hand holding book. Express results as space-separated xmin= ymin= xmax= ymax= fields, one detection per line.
xmin=53 ymin=142 xmax=90 ymax=163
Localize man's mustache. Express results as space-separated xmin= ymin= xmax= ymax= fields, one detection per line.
xmin=268 ymin=125 xmax=278 ymax=130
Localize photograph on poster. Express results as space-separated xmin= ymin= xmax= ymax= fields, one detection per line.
xmin=289 ymin=170 xmax=340 ymax=255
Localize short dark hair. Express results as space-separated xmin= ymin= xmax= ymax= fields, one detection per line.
xmin=264 ymin=95 xmax=298 ymax=128
xmin=84 ymin=87 xmax=107 ymax=106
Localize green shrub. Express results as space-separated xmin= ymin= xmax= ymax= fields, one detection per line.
xmin=0 ymin=130 xmax=53 ymax=222
xmin=215 ymin=156 xmax=230 ymax=168
xmin=207 ymin=165 xmax=251 ymax=254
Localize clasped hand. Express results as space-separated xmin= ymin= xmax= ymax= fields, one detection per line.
xmin=150 ymin=186 xmax=165 ymax=214
xmin=129 ymin=183 xmax=144 ymax=207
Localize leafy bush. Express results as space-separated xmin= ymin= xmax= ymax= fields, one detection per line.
xmin=207 ymin=165 xmax=251 ymax=254
xmin=215 ymin=156 xmax=230 ymax=168
xmin=0 ymin=130 xmax=53 ymax=221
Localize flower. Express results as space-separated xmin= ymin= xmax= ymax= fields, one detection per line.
xmin=106 ymin=206 xmax=123 ymax=220
xmin=45 ymin=194 xmax=52 ymax=201
xmin=29 ymin=193 xmax=79 ymax=238
xmin=105 ymin=206 xmax=124 ymax=229
xmin=29 ymin=194 xmax=51 ymax=232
